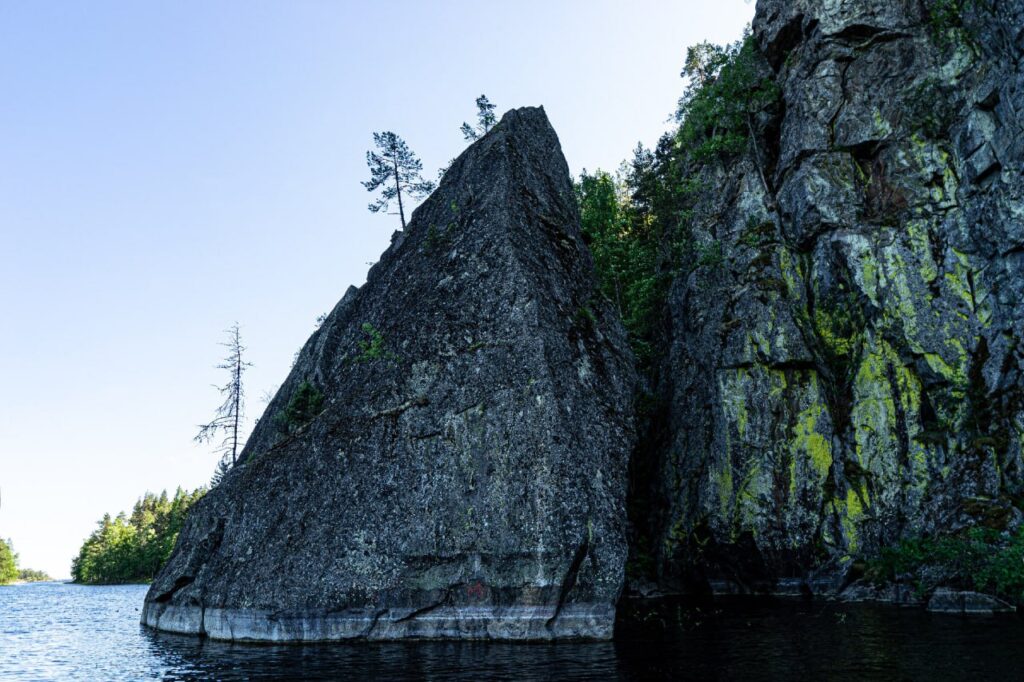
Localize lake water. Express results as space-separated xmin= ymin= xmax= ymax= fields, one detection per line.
xmin=3 ymin=582 xmax=1024 ymax=680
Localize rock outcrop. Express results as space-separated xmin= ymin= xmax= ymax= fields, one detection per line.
xmin=926 ymin=587 xmax=1016 ymax=614
xmin=142 ymin=107 xmax=637 ymax=641
xmin=652 ymin=0 xmax=1024 ymax=591
xmin=145 ymin=0 xmax=1024 ymax=629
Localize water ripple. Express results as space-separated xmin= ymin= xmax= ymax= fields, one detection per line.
xmin=3 ymin=582 xmax=1024 ymax=680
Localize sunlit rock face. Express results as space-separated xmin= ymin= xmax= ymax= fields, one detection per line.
xmin=142 ymin=107 xmax=637 ymax=641
xmin=653 ymin=0 xmax=1024 ymax=591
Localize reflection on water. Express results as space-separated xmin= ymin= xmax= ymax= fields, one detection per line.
xmin=3 ymin=582 xmax=1024 ymax=680
xmin=148 ymin=632 xmax=620 ymax=681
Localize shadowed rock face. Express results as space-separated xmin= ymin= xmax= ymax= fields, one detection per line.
xmin=142 ymin=107 xmax=637 ymax=641
xmin=651 ymin=0 xmax=1024 ymax=592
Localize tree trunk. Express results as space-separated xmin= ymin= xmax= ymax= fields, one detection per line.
xmin=231 ymin=357 xmax=240 ymax=466
xmin=231 ymin=332 xmax=241 ymax=466
xmin=393 ymin=155 xmax=406 ymax=230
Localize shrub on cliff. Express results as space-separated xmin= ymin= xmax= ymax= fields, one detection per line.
xmin=676 ymin=34 xmax=780 ymax=162
xmin=866 ymin=526 xmax=1024 ymax=601
xmin=275 ymin=380 xmax=324 ymax=435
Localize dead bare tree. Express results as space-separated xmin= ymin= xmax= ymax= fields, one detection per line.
xmin=195 ymin=323 xmax=253 ymax=480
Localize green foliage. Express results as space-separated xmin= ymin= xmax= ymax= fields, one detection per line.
xmin=0 ymin=538 xmax=18 ymax=584
xmin=353 ymin=322 xmax=397 ymax=363
xmin=574 ymin=304 xmax=597 ymax=326
xmin=363 ymin=131 xmax=435 ymax=230
xmin=696 ymin=241 xmax=724 ymax=268
xmin=461 ymin=94 xmax=497 ymax=141
xmin=676 ymin=34 xmax=780 ymax=162
xmin=575 ymin=164 xmax=665 ymax=366
xmin=924 ymin=0 xmax=977 ymax=47
xmin=425 ymin=224 xmax=441 ymax=251
xmin=276 ymin=380 xmax=324 ymax=435
xmin=739 ymin=216 xmax=776 ymax=249
xmin=573 ymin=30 xmax=779 ymax=374
xmin=71 ymin=488 xmax=205 ymax=585
xmin=18 ymin=567 xmax=52 ymax=582
xmin=423 ymin=222 xmax=455 ymax=253
xmin=866 ymin=526 xmax=1024 ymax=600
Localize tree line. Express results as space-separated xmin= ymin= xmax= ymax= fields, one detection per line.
xmin=575 ymin=30 xmax=778 ymax=372
xmin=0 ymin=537 xmax=18 ymax=583
xmin=0 ymin=539 xmax=53 ymax=584
xmin=71 ymin=488 xmax=204 ymax=584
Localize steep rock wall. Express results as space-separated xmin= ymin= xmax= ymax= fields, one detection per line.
xmin=143 ymin=108 xmax=637 ymax=641
xmin=655 ymin=0 xmax=1024 ymax=591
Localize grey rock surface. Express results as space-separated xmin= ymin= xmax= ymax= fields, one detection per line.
xmin=927 ymin=588 xmax=1016 ymax=614
xmin=837 ymin=580 xmax=925 ymax=607
xmin=143 ymin=107 xmax=637 ymax=641
xmin=651 ymin=0 xmax=1024 ymax=592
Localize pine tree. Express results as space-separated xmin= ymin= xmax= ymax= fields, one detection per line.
xmin=0 ymin=538 xmax=18 ymax=584
xmin=195 ymin=323 xmax=252 ymax=479
xmin=460 ymin=95 xmax=497 ymax=141
xmin=362 ymin=132 xmax=435 ymax=230
xmin=0 ymin=491 xmax=16 ymax=584
xmin=210 ymin=457 xmax=231 ymax=487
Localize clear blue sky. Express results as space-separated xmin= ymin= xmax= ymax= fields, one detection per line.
xmin=0 ymin=1 xmax=753 ymax=578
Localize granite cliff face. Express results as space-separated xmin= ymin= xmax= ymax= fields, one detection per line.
xmin=651 ymin=0 xmax=1024 ymax=591
xmin=147 ymin=0 xmax=1024 ymax=636
xmin=143 ymin=107 xmax=637 ymax=641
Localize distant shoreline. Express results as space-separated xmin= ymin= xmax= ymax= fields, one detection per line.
xmin=1 ymin=580 xmax=150 ymax=586
xmin=2 ymin=579 xmax=71 ymax=586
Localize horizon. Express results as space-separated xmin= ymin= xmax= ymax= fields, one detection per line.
xmin=0 ymin=0 xmax=754 ymax=578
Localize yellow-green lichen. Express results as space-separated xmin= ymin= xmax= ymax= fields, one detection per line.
xmin=813 ymin=305 xmax=863 ymax=358
xmin=790 ymin=393 xmax=833 ymax=483
xmin=715 ymin=458 xmax=735 ymax=524
xmin=923 ymin=349 xmax=968 ymax=399
xmin=852 ymin=336 xmax=934 ymax=500
xmin=871 ymin=107 xmax=893 ymax=139
xmin=852 ymin=338 xmax=900 ymax=470
xmin=720 ymin=369 xmax=751 ymax=440
xmin=905 ymin=220 xmax=939 ymax=284
xmin=778 ymin=247 xmax=801 ymax=298
xmin=944 ymin=262 xmax=975 ymax=312
xmin=880 ymin=246 xmax=929 ymax=354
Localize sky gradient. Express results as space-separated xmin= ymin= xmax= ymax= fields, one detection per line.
xmin=0 ymin=1 xmax=754 ymax=578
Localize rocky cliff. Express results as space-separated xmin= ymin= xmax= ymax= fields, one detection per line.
xmin=146 ymin=0 xmax=1024 ymax=636
xmin=142 ymin=107 xmax=637 ymax=641
xmin=650 ymin=0 xmax=1024 ymax=592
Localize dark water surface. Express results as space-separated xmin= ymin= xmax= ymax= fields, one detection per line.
xmin=3 ymin=582 xmax=1024 ymax=680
